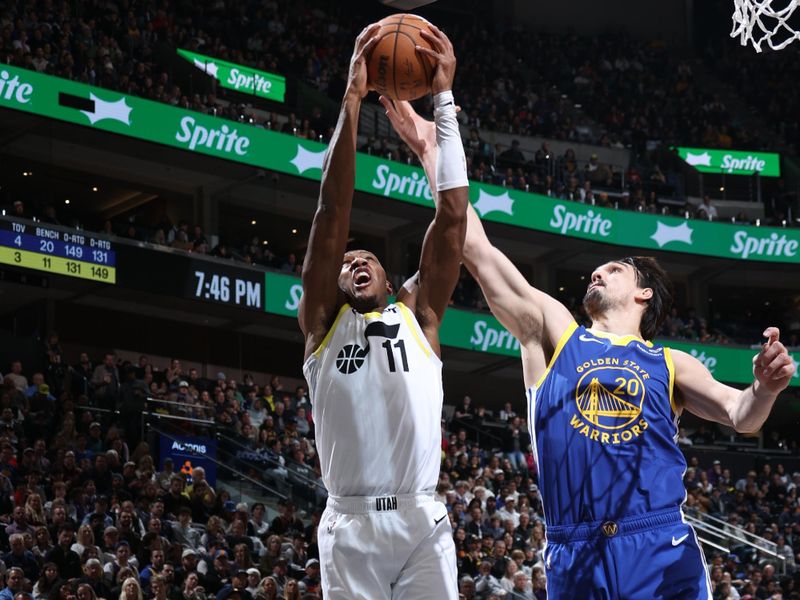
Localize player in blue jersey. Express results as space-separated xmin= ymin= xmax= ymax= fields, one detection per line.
xmin=382 ymin=99 xmax=797 ymax=599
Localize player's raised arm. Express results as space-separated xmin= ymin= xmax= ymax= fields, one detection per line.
xmin=672 ymin=327 xmax=796 ymax=433
xmin=299 ymin=24 xmax=380 ymax=357
xmin=389 ymin=25 xmax=468 ymax=355
xmin=381 ymin=100 xmax=572 ymax=359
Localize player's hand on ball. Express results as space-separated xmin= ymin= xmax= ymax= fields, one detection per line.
xmin=417 ymin=24 xmax=456 ymax=94
xmin=753 ymin=327 xmax=796 ymax=394
xmin=379 ymin=97 xmax=435 ymax=159
xmin=348 ymin=23 xmax=381 ymax=98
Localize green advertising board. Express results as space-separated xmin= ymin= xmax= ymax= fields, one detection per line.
xmin=1 ymin=63 xmax=799 ymax=263
xmin=675 ymin=146 xmax=781 ymax=177
xmin=261 ymin=272 xmax=799 ymax=387
xmin=177 ymin=49 xmax=286 ymax=103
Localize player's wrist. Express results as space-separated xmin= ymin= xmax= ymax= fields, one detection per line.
xmin=344 ymin=84 xmax=366 ymax=102
xmin=433 ymin=90 xmax=455 ymax=110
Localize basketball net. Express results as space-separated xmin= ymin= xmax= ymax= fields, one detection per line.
xmin=731 ymin=0 xmax=800 ymax=52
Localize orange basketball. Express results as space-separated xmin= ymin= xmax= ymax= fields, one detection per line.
xmin=367 ymin=14 xmax=436 ymax=101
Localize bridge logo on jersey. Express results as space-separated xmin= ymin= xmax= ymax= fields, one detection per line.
xmin=335 ymin=321 xmax=401 ymax=374
xmin=570 ymin=365 xmax=650 ymax=445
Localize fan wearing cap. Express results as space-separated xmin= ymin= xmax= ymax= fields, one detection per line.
xmin=300 ymin=559 xmax=320 ymax=595
xmin=243 ymin=568 xmax=261 ymax=598
xmin=214 ymin=568 xmax=252 ymax=600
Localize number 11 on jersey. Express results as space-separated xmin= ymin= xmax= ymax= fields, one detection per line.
xmin=382 ymin=339 xmax=409 ymax=372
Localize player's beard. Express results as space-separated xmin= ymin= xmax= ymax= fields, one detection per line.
xmin=583 ymin=286 xmax=614 ymax=320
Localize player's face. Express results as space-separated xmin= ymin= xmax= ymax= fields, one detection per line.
xmin=583 ymin=261 xmax=639 ymax=317
xmin=338 ymin=250 xmax=390 ymax=308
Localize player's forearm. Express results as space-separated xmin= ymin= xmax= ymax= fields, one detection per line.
xmin=416 ymin=138 xmax=488 ymax=276
xmin=319 ymin=90 xmax=361 ymax=212
xmin=730 ymin=381 xmax=780 ymax=433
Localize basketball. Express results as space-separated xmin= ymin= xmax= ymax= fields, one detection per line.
xmin=367 ymin=14 xmax=436 ymax=101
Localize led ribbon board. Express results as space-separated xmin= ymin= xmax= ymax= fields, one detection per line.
xmin=0 ymin=63 xmax=798 ymax=263
xmin=675 ymin=146 xmax=781 ymax=177
xmin=177 ymin=49 xmax=286 ymax=103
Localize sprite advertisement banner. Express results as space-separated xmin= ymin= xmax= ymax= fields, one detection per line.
xmin=1 ymin=63 xmax=799 ymax=263
xmin=262 ymin=272 xmax=799 ymax=387
xmin=176 ymin=49 xmax=286 ymax=103
xmin=675 ymin=146 xmax=781 ymax=177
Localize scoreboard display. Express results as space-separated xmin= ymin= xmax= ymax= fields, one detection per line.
xmin=0 ymin=217 xmax=116 ymax=284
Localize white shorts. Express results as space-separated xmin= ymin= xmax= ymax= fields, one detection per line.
xmin=318 ymin=492 xmax=457 ymax=600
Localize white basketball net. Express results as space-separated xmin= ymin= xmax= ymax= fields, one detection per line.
xmin=731 ymin=0 xmax=800 ymax=52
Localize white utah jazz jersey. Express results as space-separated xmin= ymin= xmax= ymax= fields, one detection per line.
xmin=303 ymin=302 xmax=443 ymax=497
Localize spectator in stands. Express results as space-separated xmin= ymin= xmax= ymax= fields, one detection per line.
xmin=697 ymin=195 xmax=719 ymax=220
xmin=91 ymin=353 xmax=120 ymax=407
xmin=474 ymin=559 xmax=504 ymax=598
xmin=502 ymin=417 xmax=530 ymax=475
xmin=0 ymin=568 xmax=25 ymax=600
xmin=3 ymin=534 xmax=39 ymax=581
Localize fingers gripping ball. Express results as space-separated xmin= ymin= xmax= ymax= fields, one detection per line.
xmin=367 ymin=14 xmax=435 ymax=101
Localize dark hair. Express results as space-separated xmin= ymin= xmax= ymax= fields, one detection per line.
xmin=618 ymin=256 xmax=673 ymax=340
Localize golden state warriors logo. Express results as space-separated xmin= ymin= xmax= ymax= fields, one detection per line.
xmin=576 ymin=367 xmax=644 ymax=430
xmin=569 ymin=360 xmax=651 ymax=445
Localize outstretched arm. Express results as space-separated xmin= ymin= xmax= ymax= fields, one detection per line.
xmin=382 ymin=99 xmax=572 ymax=380
xmin=299 ymin=24 xmax=380 ymax=358
xmin=393 ymin=25 xmax=468 ymax=355
xmin=673 ymin=327 xmax=796 ymax=432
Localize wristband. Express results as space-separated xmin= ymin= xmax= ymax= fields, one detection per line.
xmin=434 ymin=91 xmax=468 ymax=192
xmin=433 ymin=90 xmax=455 ymax=111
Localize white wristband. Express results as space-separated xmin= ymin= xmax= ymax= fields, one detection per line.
xmin=434 ymin=91 xmax=468 ymax=192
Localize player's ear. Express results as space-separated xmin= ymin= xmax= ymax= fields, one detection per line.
xmin=637 ymin=287 xmax=653 ymax=301
xmin=386 ymin=280 xmax=394 ymax=295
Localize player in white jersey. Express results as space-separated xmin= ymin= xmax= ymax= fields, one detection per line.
xmin=298 ymin=23 xmax=468 ymax=600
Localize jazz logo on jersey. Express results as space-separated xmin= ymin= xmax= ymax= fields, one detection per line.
xmin=335 ymin=321 xmax=403 ymax=375
xmin=570 ymin=365 xmax=650 ymax=445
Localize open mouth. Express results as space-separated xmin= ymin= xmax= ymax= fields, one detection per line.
xmin=354 ymin=269 xmax=371 ymax=289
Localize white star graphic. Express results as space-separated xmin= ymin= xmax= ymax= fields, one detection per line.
xmin=193 ymin=58 xmax=219 ymax=79
xmin=685 ymin=151 xmax=712 ymax=167
xmin=80 ymin=94 xmax=132 ymax=126
xmin=474 ymin=189 xmax=514 ymax=217
xmin=290 ymin=144 xmax=326 ymax=175
xmin=650 ymin=221 xmax=694 ymax=248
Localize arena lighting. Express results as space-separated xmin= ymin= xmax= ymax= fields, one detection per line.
xmin=250 ymin=219 xmax=257 ymax=225
xmin=262 ymin=240 xmax=268 ymax=245
xmin=292 ymin=228 xmax=298 ymax=234
xmin=64 ymin=199 xmax=70 ymax=205
xmin=378 ymin=0 xmax=438 ymax=8
xmin=92 ymin=186 xmax=98 ymax=192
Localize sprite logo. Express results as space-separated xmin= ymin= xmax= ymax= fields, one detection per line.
xmin=284 ymin=282 xmax=303 ymax=313
xmin=227 ymin=68 xmax=275 ymax=95
xmin=371 ymin=164 xmax=433 ymax=201
xmin=729 ymin=231 xmax=799 ymax=259
xmin=676 ymin=146 xmax=780 ymax=177
xmin=469 ymin=320 xmax=520 ymax=352
xmin=175 ymin=116 xmax=250 ymax=156
xmin=0 ymin=69 xmax=33 ymax=104
xmin=549 ymin=204 xmax=612 ymax=237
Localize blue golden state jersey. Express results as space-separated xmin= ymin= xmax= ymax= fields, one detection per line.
xmin=529 ymin=322 xmax=686 ymax=527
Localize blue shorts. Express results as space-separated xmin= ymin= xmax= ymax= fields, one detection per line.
xmin=544 ymin=508 xmax=712 ymax=600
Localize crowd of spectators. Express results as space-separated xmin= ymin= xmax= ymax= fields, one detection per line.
xmin=2 ymin=0 xmax=794 ymax=203
xmin=2 ymin=331 xmax=800 ymax=600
